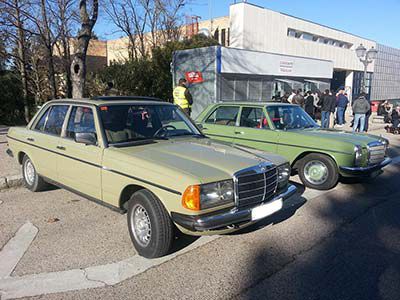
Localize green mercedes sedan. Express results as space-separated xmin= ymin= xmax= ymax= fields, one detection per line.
xmin=196 ymin=102 xmax=391 ymax=190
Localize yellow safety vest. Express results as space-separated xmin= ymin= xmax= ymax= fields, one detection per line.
xmin=173 ymin=86 xmax=190 ymax=109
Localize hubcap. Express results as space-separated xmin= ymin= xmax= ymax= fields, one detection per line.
xmin=130 ymin=204 xmax=152 ymax=247
xmin=304 ymin=160 xmax=328 ymax=185
xmin=24 ymin=160 xmax=35 ymax=185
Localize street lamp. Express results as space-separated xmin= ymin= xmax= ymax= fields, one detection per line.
xmin=355 ymin=44 xmax=378 ymax=93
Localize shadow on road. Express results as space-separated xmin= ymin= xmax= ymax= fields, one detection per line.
xmin=238 ymin=162 xmax=400 ymax=300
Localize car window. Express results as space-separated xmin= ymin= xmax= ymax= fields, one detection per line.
xmin=42 ymin=105 xmax=69 ymax=135
xmin=99 ymin=104 xmax=200 ymax=144
xmin=205 ymin=106 xmax=239 ymax=126
xmin=34 ymin=107 xmax=51 ymax=131
xmin=239 ymin=107 xmax=269 ymax=129
xmin=66 ymin=106 xmax=97 ymax=140
xmin=266 ymin=105 xmax=317 ymax=130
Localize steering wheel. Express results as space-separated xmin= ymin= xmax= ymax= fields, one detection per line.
xmin=153 ymin=125 xmax=177 ymax=137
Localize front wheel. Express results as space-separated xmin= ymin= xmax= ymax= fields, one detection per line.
xmin=298 ymin=153 xmax=338 ymax=190
xmin=127 ymin=189 xmax=174 ymax=258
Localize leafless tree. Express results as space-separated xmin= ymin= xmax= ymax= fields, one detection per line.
xmin=105 ymin=0 xmax=186 ymax=60
xmin=0 ymin=0 xmax=31 ymax=121
xmin=70 ymin=0 xmax=98 ymax=98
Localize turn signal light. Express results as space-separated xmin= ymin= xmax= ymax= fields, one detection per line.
xmin=182 ymin=185 xmax=200 ymax=211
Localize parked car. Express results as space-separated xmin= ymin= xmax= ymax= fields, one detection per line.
xmin=196 ymin=102 xmax=391 ymax=190
xmin=6 ymin=97 xmax=296 ymax=258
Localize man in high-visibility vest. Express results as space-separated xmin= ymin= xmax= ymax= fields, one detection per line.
xmin=173 ymin=78 xmax=193 ymax=116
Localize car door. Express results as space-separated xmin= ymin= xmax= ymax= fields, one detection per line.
xmin=232 ymin=106 xmax=279 ymax=154
xmin=56 ymin=105 xmax=103 ymax=200
xmin=28 ymin=104 xmax=70 ymax=181
xmin=200 ymin=105 xmax=240 ymax=143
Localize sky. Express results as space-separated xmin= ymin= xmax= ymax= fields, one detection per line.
xmin=96 ymin=0 xmax=400 ymax=49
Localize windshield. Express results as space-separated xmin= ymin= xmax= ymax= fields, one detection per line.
xmin=99 ymin=104 xmax=202 ymax=145
xmin=266 ymin=105 xmax=319 ymax=130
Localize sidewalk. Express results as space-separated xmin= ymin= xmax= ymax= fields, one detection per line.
xmin=0 ymin=128 xmax=23 ymax=190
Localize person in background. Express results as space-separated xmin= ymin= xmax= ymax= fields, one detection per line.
xmin=392 ymin=105 xmax=400 ymax=128
xmin=313 ymin=91 xmax=321 ymax=120
xmin=173 ymin=78 xmax=193 ymax=116
xmin=288 ymin=90 xmax=296 ymax=104
xmin=363 ymin=93 xmax=372 ymax=132
xmin=292 ymin=89 xmax=305 ymax=108
xmin=343 ymin=93 xmax=349 ymax=124
xmin=304 ymin=91 xmax=315 ymax=119
xmin=318 ymin=89 xmax=336 ymax=128
xmin=352 ymin=94 xmax=371 ymax=133
xmin=335 ymin=90 xmax=349 ymax=127
xmin=281 ymin=92 xmax=290 ymax=103
xmin=380 ymin=100 xmax=393 ymax=123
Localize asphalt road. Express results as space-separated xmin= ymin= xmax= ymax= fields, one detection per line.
xmin=0 ymin=130 xmax=399 ymax=300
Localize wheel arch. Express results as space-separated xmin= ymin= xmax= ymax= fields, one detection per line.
xmin=17 ymin=151 xmax=27 ymax=164
xmin=119 ymin=184 xmax=147 ymax=211
xmin=291 ymin=151 xmax=339 ymax=173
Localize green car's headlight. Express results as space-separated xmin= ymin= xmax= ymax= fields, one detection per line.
xmin=354 ymin=145 xmax=363 ymax=166
xmin=277 ymin=163 xmax=291 ymax=188
xmin=200 ymin=180 xmax=234 ymax=210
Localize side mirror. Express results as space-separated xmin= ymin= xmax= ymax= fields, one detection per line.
xmin=196 ymin=123 xmax=203 ymax=130
xmin=75 ymin=132 xmax=97 ymax=145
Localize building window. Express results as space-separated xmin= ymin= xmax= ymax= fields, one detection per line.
xmin=221 ymin=28 xmax=226 ymax=46
xmin=287 ymin=28 xmax=353 ymax=49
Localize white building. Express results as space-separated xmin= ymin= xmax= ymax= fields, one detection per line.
xmin=174 ymin=1 xmax=400 ymax=104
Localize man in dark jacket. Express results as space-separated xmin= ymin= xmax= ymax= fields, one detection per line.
xmin=318 ymin=89 xmax=336 ymax=128
xmin=335 ymin=90 xmax=349 ymax=127
xmin=352 ymin=95 xmax=371 ymax=133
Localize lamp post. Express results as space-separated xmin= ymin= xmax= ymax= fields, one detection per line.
xmin=355 ymin=44 xmax=378 ymax=94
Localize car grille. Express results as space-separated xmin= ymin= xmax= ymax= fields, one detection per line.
xmin=234 ymin=163 xmax=278 ymax=208
xmin=368 ymin=141 xmax=386 ymax=165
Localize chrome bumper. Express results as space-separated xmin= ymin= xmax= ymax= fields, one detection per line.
xmin=339 ymin=157 xmax=392 ymax=176
xmin=171 ymin=184 xmax=297 ymax=232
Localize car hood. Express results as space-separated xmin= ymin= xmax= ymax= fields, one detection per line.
xmin=288 ymin=128 xmax=382 ymax=146
xmin=112 ymin=137 xmax=287 ymax=184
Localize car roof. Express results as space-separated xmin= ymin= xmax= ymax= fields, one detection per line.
xmin=214 ymin=102 xmax=297 ymax=107
xmin=46 ymin=96 xmax=172 ymax=106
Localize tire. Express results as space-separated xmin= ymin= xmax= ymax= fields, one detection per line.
xmin=22 ymin=155 xmax=48 ymax=192
xmin=298 ymin=153 xmax=338 ymax=190
xmin=127 ymin=189 xmax=174 ymax=258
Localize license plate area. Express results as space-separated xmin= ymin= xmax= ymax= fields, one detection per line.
xmin=251 ymin=198 xmax=283 ymax=221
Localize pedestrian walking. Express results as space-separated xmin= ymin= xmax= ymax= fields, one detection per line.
xmin=281 ymin=92 xmax=290 ymax=103
xmin=173 ymin=78 xmax=193 ymax=117
xmin=352 ymin=94 xmax=371 ymax=133
xmin=318 ymin=89 xmax=336 ymax=128
xmin=335 ymin=90 xmax=349 ymax=127
xmin=304 ymin=91 xmax=315 ymax=119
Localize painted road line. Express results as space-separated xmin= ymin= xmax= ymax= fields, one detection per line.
xmin=0 ymin=222 xmax=38 ymax=278
xmin=0 ymin=234 xmax=219 ymax=299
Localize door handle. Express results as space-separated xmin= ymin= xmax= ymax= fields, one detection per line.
xmin=27 ymin=137 xmax=35 ymax=142
xmin=202 ymin=127 xmax=208 ymax=130
xmin=56 ymin=145 xmax=66 ymax=150
xmin=234 ymin=131 xmax=244 ymax=135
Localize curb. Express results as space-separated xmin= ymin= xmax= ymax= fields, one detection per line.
xmin=0 ymin=174 xmax=24 ymax=191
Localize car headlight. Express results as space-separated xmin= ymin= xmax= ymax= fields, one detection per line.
xmin=277 ymin=163 xmax=291 ymax=188
xmin=182 ymin=180 xmax=234 ymax=211
xmin=354 ymin=145 xmax=363 ymax=166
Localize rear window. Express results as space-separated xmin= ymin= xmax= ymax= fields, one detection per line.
xmin=205 ymin=106 xmax=239 ymax=126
